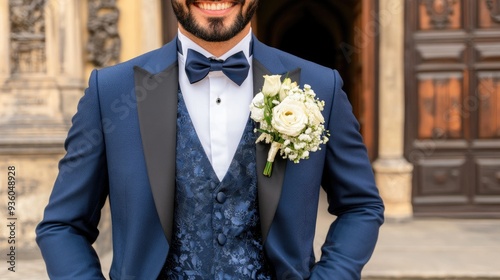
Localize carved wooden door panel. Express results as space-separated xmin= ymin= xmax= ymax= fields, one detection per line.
xmin=405 ymin=0 xmax=500 ymax=217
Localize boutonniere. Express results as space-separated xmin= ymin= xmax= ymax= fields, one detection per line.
xmin=250 ymin=74 xmax=330 ymax=177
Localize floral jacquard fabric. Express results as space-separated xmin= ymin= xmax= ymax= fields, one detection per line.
xmin=159 ymin=90 xmax=273 ymax=280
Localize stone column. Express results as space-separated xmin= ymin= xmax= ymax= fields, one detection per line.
xmin=116 ymin=0 xmax=163 ymax=62
xmin=0 ymin=0 xmax=85 ymax=256
xmin=372 ymin=0 xmax=414 ymax=221
xmin=140 ymin=0 xmax=163 ymax=52
xmin=53 ymin=0 xmax=85 ymax=120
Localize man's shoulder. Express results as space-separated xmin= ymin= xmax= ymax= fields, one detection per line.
xmin=96 ymin=41 xmax=177 ymax=81
xmin=84 ymin=41 xmax=177 ymax=104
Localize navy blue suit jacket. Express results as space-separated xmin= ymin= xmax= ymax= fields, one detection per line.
xmin=36 ymin=35 xmax=384 ymax=280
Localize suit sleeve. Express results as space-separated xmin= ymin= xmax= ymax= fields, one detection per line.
xmin=310 ymin=70 xmax=385 ymax=280
xmin=36 ymin=69 xmax=109 ymax=279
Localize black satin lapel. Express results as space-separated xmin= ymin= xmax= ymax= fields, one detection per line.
xmin=287 ymin=68 xmax=301 ymax=85
xmin=255 ymin=142 xmax=286 ymax=244
xmin=253 ymin=60 xmax=301 ymax=243
xmin=134 ymin=64 xmax=178 ymax=243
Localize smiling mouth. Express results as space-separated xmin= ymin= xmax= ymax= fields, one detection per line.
xmin=195 ymin=2 xmax=236 ymax=11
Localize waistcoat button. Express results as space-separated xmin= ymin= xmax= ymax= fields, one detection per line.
xmin=216 ymin=191 xmax=227 ymax=203
xmin=217 ymin=233 xmax=227 ymax=246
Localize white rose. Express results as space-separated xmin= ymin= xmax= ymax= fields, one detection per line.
xmin=271 ymin=98 xmax=308 ymax=137
xmin=252 ymin=92 xmax=265 ymax=106
xmin=250 ymin=106 xmax=265 ymax=122
xmin=250 ymin=92 xmax=265 ymax=122
xmin=262 ymin=75 xmax=282 ymax=97
xmin=306 ymin=101 xmax=325 ymax=125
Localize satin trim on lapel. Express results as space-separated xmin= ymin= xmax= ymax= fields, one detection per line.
xmin=134 ymin=64 xmax=178 ymax=243
xmin=253 ymin=59 xmax=301 ymax=243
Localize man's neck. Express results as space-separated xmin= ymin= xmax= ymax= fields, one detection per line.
xmin=178 ymin=24 xmax=252 ymax=57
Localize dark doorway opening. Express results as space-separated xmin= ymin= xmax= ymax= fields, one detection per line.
xmin=256 ymin=0 xmax=354 ymax=95
xmin=255 ymin=0 xmax=378 ymax=160
xmin=277 ymin=11 xmax=338 ymax=74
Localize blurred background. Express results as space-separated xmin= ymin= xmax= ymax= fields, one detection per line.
xmin=0 ymin=0 xmax=499 ymax=279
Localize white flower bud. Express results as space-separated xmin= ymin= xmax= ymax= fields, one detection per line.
xmin=262 ymin=75 xmax=282 ymax=97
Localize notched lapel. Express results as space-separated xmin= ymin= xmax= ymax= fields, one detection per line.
xmin=253 ymin=59 xmax=301 ymax=243
xmin=134 ymin=64 xmax=178 ymax=243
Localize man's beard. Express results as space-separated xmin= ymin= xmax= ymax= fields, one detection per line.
xmin=172 ymin=0 xmax=258 ymax=42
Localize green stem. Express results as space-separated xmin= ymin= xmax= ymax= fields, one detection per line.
xmin=263 ymin=161 xmax=273 ymax=177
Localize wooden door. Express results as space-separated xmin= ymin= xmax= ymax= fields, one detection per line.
xmin=405 ymin=0 xmax=500 ymax=217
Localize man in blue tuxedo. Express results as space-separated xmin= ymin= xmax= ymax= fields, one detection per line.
xmin=36 ymin=0 xmax=384 ymax=279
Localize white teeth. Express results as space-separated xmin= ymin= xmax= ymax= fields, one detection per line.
xmin=199 ymin=2 xmax=232 ymax=11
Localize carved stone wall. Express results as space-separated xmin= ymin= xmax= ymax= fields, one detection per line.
xmin=87 ymin=0 xmax=121 ymax=67
xmin=0 ymin=0 xmax=86 ymax=256
xmin=9 ymin=0 xmax=47 ymax=74
xmin=0 ymin=0 xmax=164 ymax=264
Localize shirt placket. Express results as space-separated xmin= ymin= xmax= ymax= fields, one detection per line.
xmin=209 ymin=73 xmax=229 ymax=181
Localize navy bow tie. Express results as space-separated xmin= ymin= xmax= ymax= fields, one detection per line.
xmin=185 ymin=49 xmax=250 ymax=86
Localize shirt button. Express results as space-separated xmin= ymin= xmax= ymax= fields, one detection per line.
xmin=217 ymin=233 xmax=227 ymax=246
xmin=216 ymin=97 xmax=221 ymax=104
xmin=216 ymin=191 xmax=227 ymax=203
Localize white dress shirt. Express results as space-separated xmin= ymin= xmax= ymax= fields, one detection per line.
xmin=177 ymin=29 xmax=254 ymax=181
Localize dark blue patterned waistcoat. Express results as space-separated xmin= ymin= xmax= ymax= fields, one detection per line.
xmin=160 ymin=91 xmax=273 ymax=280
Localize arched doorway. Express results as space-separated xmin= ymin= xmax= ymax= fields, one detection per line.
xmin=254 ymin=0 xmax=378 ymax=160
